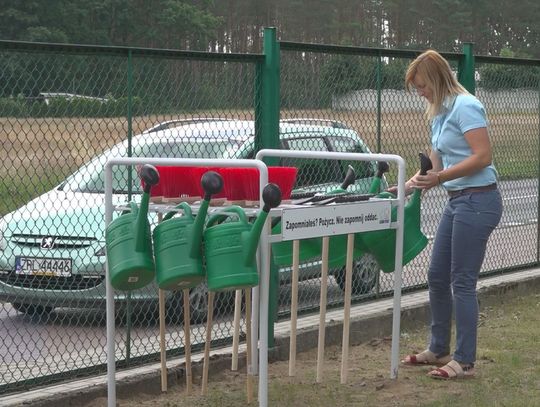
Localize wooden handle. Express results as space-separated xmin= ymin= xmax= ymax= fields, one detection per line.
xmin=158 ymin=289 xmax=167 ymax=392
xmin=201 ymin=291 xmax=215 ymax=396
xmin=289 ymin=239 xmax=300 ymax=377
xmin=183 ymin=288 xmax=192 ymax=395
xmin=340 ymin=234 xmax=354 ymax=384
xmin=245 ymin=288 xmax=254 ymax=403
xmin=316 ymin=236 xmax=330 ymax=383
xmin=231 ymin=289 xmax=242 ymax=371
xmin=157 ymin=212 xmax=167 ymax=392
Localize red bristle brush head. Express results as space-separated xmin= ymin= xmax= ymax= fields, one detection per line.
xmin=143 ymin=166 xmax=298 ymax=200
xmin=222 ymin=167 xmax=265 ymax=200
xmin=143 ymin=166 xmax=205 ymax=198
xmin=268 ymin=167 xmax=298 ymax=199
xmin=219 ymin=167 xmax=298 ymax=201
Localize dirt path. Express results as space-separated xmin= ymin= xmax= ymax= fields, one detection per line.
xmin=83 ymin=291 xmax=540 ymax=407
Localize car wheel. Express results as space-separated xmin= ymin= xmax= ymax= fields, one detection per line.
xmin=11 ymin=302 xmax=54 ymax=316
xmin=165 ymin=284 xmax=235 ymax=325
xmin=333 ymin=253 xmax=379 ymax=295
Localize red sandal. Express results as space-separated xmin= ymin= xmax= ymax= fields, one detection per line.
xmin=428 ymin=360 xmax=476 ymax=379
xmin=401 ymin=350 xmax=452 ymax=366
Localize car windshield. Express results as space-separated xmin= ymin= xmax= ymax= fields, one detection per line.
xmin=59 ymin=137 xmax=242 ymax=193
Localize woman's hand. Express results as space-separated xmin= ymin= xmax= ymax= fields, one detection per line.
xmin=386 ymin=175 xmax=418 ymax=196
xmin=413 ymin=170 xmax=440 ymax=190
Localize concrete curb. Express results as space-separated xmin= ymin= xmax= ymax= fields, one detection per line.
xmin=15 ymin=271 xmax=540 ymax=406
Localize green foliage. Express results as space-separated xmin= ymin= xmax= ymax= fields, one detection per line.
xmin=480 ymin=64 xmax=537 ymax=91
xmin=0 ymin=0 xmax=222 ymax=50
xmin=320 ymin=55 xmax=377 ymax=97
xmin=319 ymin=55 xmax=407 ymax=104
xmin=480 ymin=64 xmax=540 ymax=90
xmin=480 ymin=48 xmax=540 ymax=90
xmin=0 ymin=97 xmax=29 ymax=116
xmin=1 ymin=0 xmax=540 ymax=58
xmin=282 ymin=61 xmax=324 ymax=109
xmin=381 ymin=58 xmax=408 ymax=89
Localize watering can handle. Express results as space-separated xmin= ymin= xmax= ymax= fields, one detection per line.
xmin=368 ymin=161 xmax=389 ymax=194
xmin=340 ymin=165 xmax=357 ymax=191
xmin=128 ymin=201 xmax=139 ymax=214
xmin=419 ymin=152 xmax=433 ymax=175
xmin=376 ymin=191 xmax=396 ymax=199
xmin=162 ymin=202 xmax=192 ymax=221
xmin=206 ymin=205 xmax=248 ymax=228
xmin=376 ymin=161 xmax=390 ymax=178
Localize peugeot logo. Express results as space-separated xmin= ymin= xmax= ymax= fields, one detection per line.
xmin=40 ymin=236 xmax=56 ymax=249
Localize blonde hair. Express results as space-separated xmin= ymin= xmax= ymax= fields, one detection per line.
xmin=405 ymin=49 xmax=469 ymax=119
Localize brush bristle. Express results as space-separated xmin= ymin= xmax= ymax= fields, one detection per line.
xmin=144 ymin=165 xmax=298 ymax=200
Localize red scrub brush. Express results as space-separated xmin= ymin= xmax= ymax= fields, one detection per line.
xmin=221 ymin=167 xmax=297 ymax=201
xmin=143 ymin=165 xmax=297 ymax=202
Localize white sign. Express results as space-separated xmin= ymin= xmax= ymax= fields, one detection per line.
xmin=280 ymin=201 xmax=392 ymax=241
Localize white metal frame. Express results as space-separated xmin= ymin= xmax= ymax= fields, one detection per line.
xmin=104 ymin=157 xmax=268 ymax=407
xmin=104 ymin=152 xmax=406 ymax=407
xmin=255 ymin=149 xmax=406 ymax=407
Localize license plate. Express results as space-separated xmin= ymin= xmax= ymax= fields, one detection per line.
xmin=15 ymin=257 xmax=72 ymax=277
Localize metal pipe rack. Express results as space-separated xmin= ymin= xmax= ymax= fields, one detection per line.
xmin=104 ymin=151 xmax=406 ymax=407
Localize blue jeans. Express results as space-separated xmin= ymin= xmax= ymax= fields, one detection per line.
xmin=428 ymin=189 xmax=502 ymax=364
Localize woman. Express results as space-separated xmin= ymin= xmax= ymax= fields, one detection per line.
xmin=399 ymin=50 xmax=503 ymax=379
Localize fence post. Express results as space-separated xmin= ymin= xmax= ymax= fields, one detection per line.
xmin=458 ymin=42 xmax=475 ymax=94
xmin=125 ymin=49 xmax=134 ymax=365
xmin=256 ymin=27 xmax=280 ymax=159
xmin=256 ymin=27 xmax=281 ymax=348
xmin=537 ymin=80 xmax=540 ymax=264
xmin=376 ymin=51 xmax=382 ymax=153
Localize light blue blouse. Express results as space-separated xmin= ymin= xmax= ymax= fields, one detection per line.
xmin=431 ymin=94 xmax=498 ymax=191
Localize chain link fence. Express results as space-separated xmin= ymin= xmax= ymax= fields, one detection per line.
xmin=0 ymin=38 xmax=539 ymax=394
xmin=277 ymin=43 xmax=540 ymax=319
xmin=0 ymin=43 xmax=262 ymax=392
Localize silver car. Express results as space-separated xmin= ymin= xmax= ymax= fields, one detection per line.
xmin=0 ymin=118 xmax=386 ymax=321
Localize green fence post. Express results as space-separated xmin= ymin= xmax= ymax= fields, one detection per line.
xmin=537 ymin=80 xmax=540 ymax=264
xmin=256 ymin=27 xmax=280 ymax=162
xmin=256 ymin=27 xmax=281 ymax=348
xmin=125 ymin=49 xmax=134 ymax=365
xmin=376 ymin=51 xmax=382 ymax=153
xmin=458 ymin=42 xmax=475 ymax=95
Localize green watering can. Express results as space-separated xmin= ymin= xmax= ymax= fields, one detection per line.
xmin=271 ymin=219 xmax=322 ymax=266
xmin=359 ymin=153 xmax=432 ymax=273
xmin=368 ymin=161 xmax=390 ymax=194
xmin=318 ymin=165 xmax=365 ymax=268
xmin=325 ymin=163 xmax=396 ymax=268
xmin=204 ymin=183 xmax=282 ymax=292
xmin=327 ymin=164 xmax=358 ymax=195
xmin=106 ymin=164 xmax=160 ymax=291
xmin=271 ymin=165 xmax=359 ymax=267
xmin=153 ymin=171 xmax=224 ymax=290
xmin=352 ymin=160 xmax=390 ymax=251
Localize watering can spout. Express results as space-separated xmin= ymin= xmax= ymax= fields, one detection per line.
xmin=189 ymin=171 xmax=223 ymax=259
xmin=134 ymin=164 xmax=159 ymax=252
xmin=243 ymin=183 xmax=282 ymax=267
xmin=409 ymin=151 xmax=433 ymax=206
